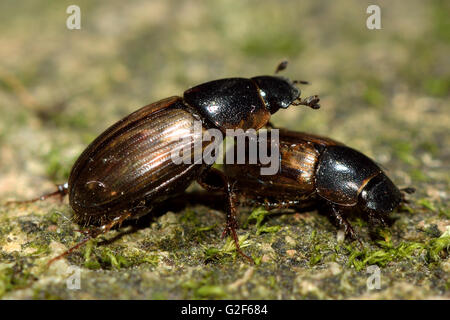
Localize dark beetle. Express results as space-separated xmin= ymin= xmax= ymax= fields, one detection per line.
xmin=9 ymin=64 xmax=320 ymax=263
xmin=224 ymin=129 xmax=414 ymax=240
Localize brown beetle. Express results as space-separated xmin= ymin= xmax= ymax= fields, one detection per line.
xmin=8 ymin=63 xmax=320 ymax=264
xmin=223 ymin=129 xmax=414 ymax=241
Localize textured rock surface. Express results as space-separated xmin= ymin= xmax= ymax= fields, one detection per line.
xmin=0 ymin=0 xmax=448 ymax=299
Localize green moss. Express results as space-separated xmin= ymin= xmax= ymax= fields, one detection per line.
xmin=257 ymin=225 xmax=281 ymax=234
xmin=0 ymin=220 xmax=13 ymax=240
xmin=83 ymin=239 xmax=101 ymax=269
xmin=423 ymin=77 xmax=450 ymax=97
xmin=417 ymin=199 xmax=437 ymax=212
xmin=180 ymin=209 xmax=199 ymax=225
xmin=362 ymin=81 xmax=385 ymax=107
xmin=45 ymin=211 xmax=63 ymax=225
xmin=240 ymin=30 xmax=304 ymax=58
xmin=142 ymin=255 xmax=159 ymax=267
xmin=24 ymin=242 xmax=51 ymax=257
xmin=203 ymin=234 xmax=251 ymax=262
xmin=309 ymin=244 xmax=324 ymax=266
xmin=151 ymin=292 xmax=168 ymax=300
xmin=32 ymin=289 xmax=62 ymax=300
xmin=51 ymin=110 xmax=90 ymax=129
xmin=252 ymin=255 xmax=263 ymax=266
xmin=392 ymin=141 xmax=418 ymax=166
xmin=427 ymin=228 xmax=450 ymax=261
xmin=195 ymin=224 xmax=217 ymax=233
xmin=100 ymin=248 xmax=131 ymax=270
xmin=42 ymin=146 xmax=74 ymax=182
xmin=438 ymin=207 xmax=450 ymax=219
xmin=431 ymin=0 xmax=450 ymax=42
xmin=0 ymin=263 xmax=33 ymax=298
xmin=418 ymin=141 xmax=440 ymax=157
xmin=345 ymin=232 xmax=450 ymax=271
xmin=409 ymin=168 xmax=428 ymax=183
xmin=196 ymin=285 xmax=227 ymax=298
xmin=245 ymin=207 xmax=281 ymax=235
xmin=83 ymin=240 xmax=135 ymax=270
xmin=0 ymin=0 xmax=448 ymax=300
xmin=182 ymin=272 xmax=228 ymax=299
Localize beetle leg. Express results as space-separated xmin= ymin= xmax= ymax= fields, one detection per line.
xmin=6 ymin=182 xmax=69 ymax=205
xmin=47 ymin=211 xmax=132 ymax=266
xmin=401 ymin=187 xmax=415 ymax=194
xmin=197 ymin=168 xmax=254 ymax=263
xmin=330 ymin=205 xmax=363 ymax=247
xmin=400 ymin=187 xmax=415 ymax=204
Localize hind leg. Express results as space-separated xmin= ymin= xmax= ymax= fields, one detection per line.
xmin=7 ymin=182 xmax=69 ymax=205
xmin=47 ymin=211 xmax=132 ymax=266
xmin=197 ymin=168 xmax=254 ymax=263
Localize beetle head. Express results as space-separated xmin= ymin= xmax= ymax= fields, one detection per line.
xmin=358 ymin=173 xmax=402 ymax=218
xmin=251 ymin=76 xmax=303 ymax=114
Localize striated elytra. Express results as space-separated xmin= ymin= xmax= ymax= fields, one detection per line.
xmin=9 ymin=64 xmax=321 ymax=264
xmin=224 ymin=129 xmax=413 ymax=241
xmin=69 ymin=75 xmax=319 ymax=227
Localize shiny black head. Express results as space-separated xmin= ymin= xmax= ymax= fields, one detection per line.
xmin=358 ymin=173 xmax=402 ymax=217
xmin=251 ymin=76 xmax=301 ymax=113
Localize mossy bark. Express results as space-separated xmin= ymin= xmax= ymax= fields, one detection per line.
xmin=0 ymin=0 xmax=448 ymax=299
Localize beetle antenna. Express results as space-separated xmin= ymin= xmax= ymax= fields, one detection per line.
xmin=293 ymin=80 xmax=310 ymax=85
xmin=275 ymin=60 xmax=288 ymax=74
xmin=292 ymin=95 xmax=320 ymax=109
xmin=5 ymin=183 xmax=68 ymax=205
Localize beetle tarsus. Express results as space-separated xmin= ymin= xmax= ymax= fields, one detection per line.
xmin=47 ymin=211 xmax=132 ymax=267
xmin=226 ymin=223 xmax=254 ymax=264
xmin=197 ymin=168 xmax=254 ymax=264
xmin=330 ymin=205 xmax=362 ymax=246
xmin=225 ymin=184 xmax=255 ymax=264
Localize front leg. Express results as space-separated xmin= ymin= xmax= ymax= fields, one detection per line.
xmin=329 ymin=204 xmax=363 ymax=247
xmin=197 ymin=167 xmax=254 ymax=263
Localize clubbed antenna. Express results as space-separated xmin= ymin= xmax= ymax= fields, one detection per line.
xmin=275 ymin=60 xmax=289 ymax=74
xmin=292 ymin=95 xmax=321 ymax=109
